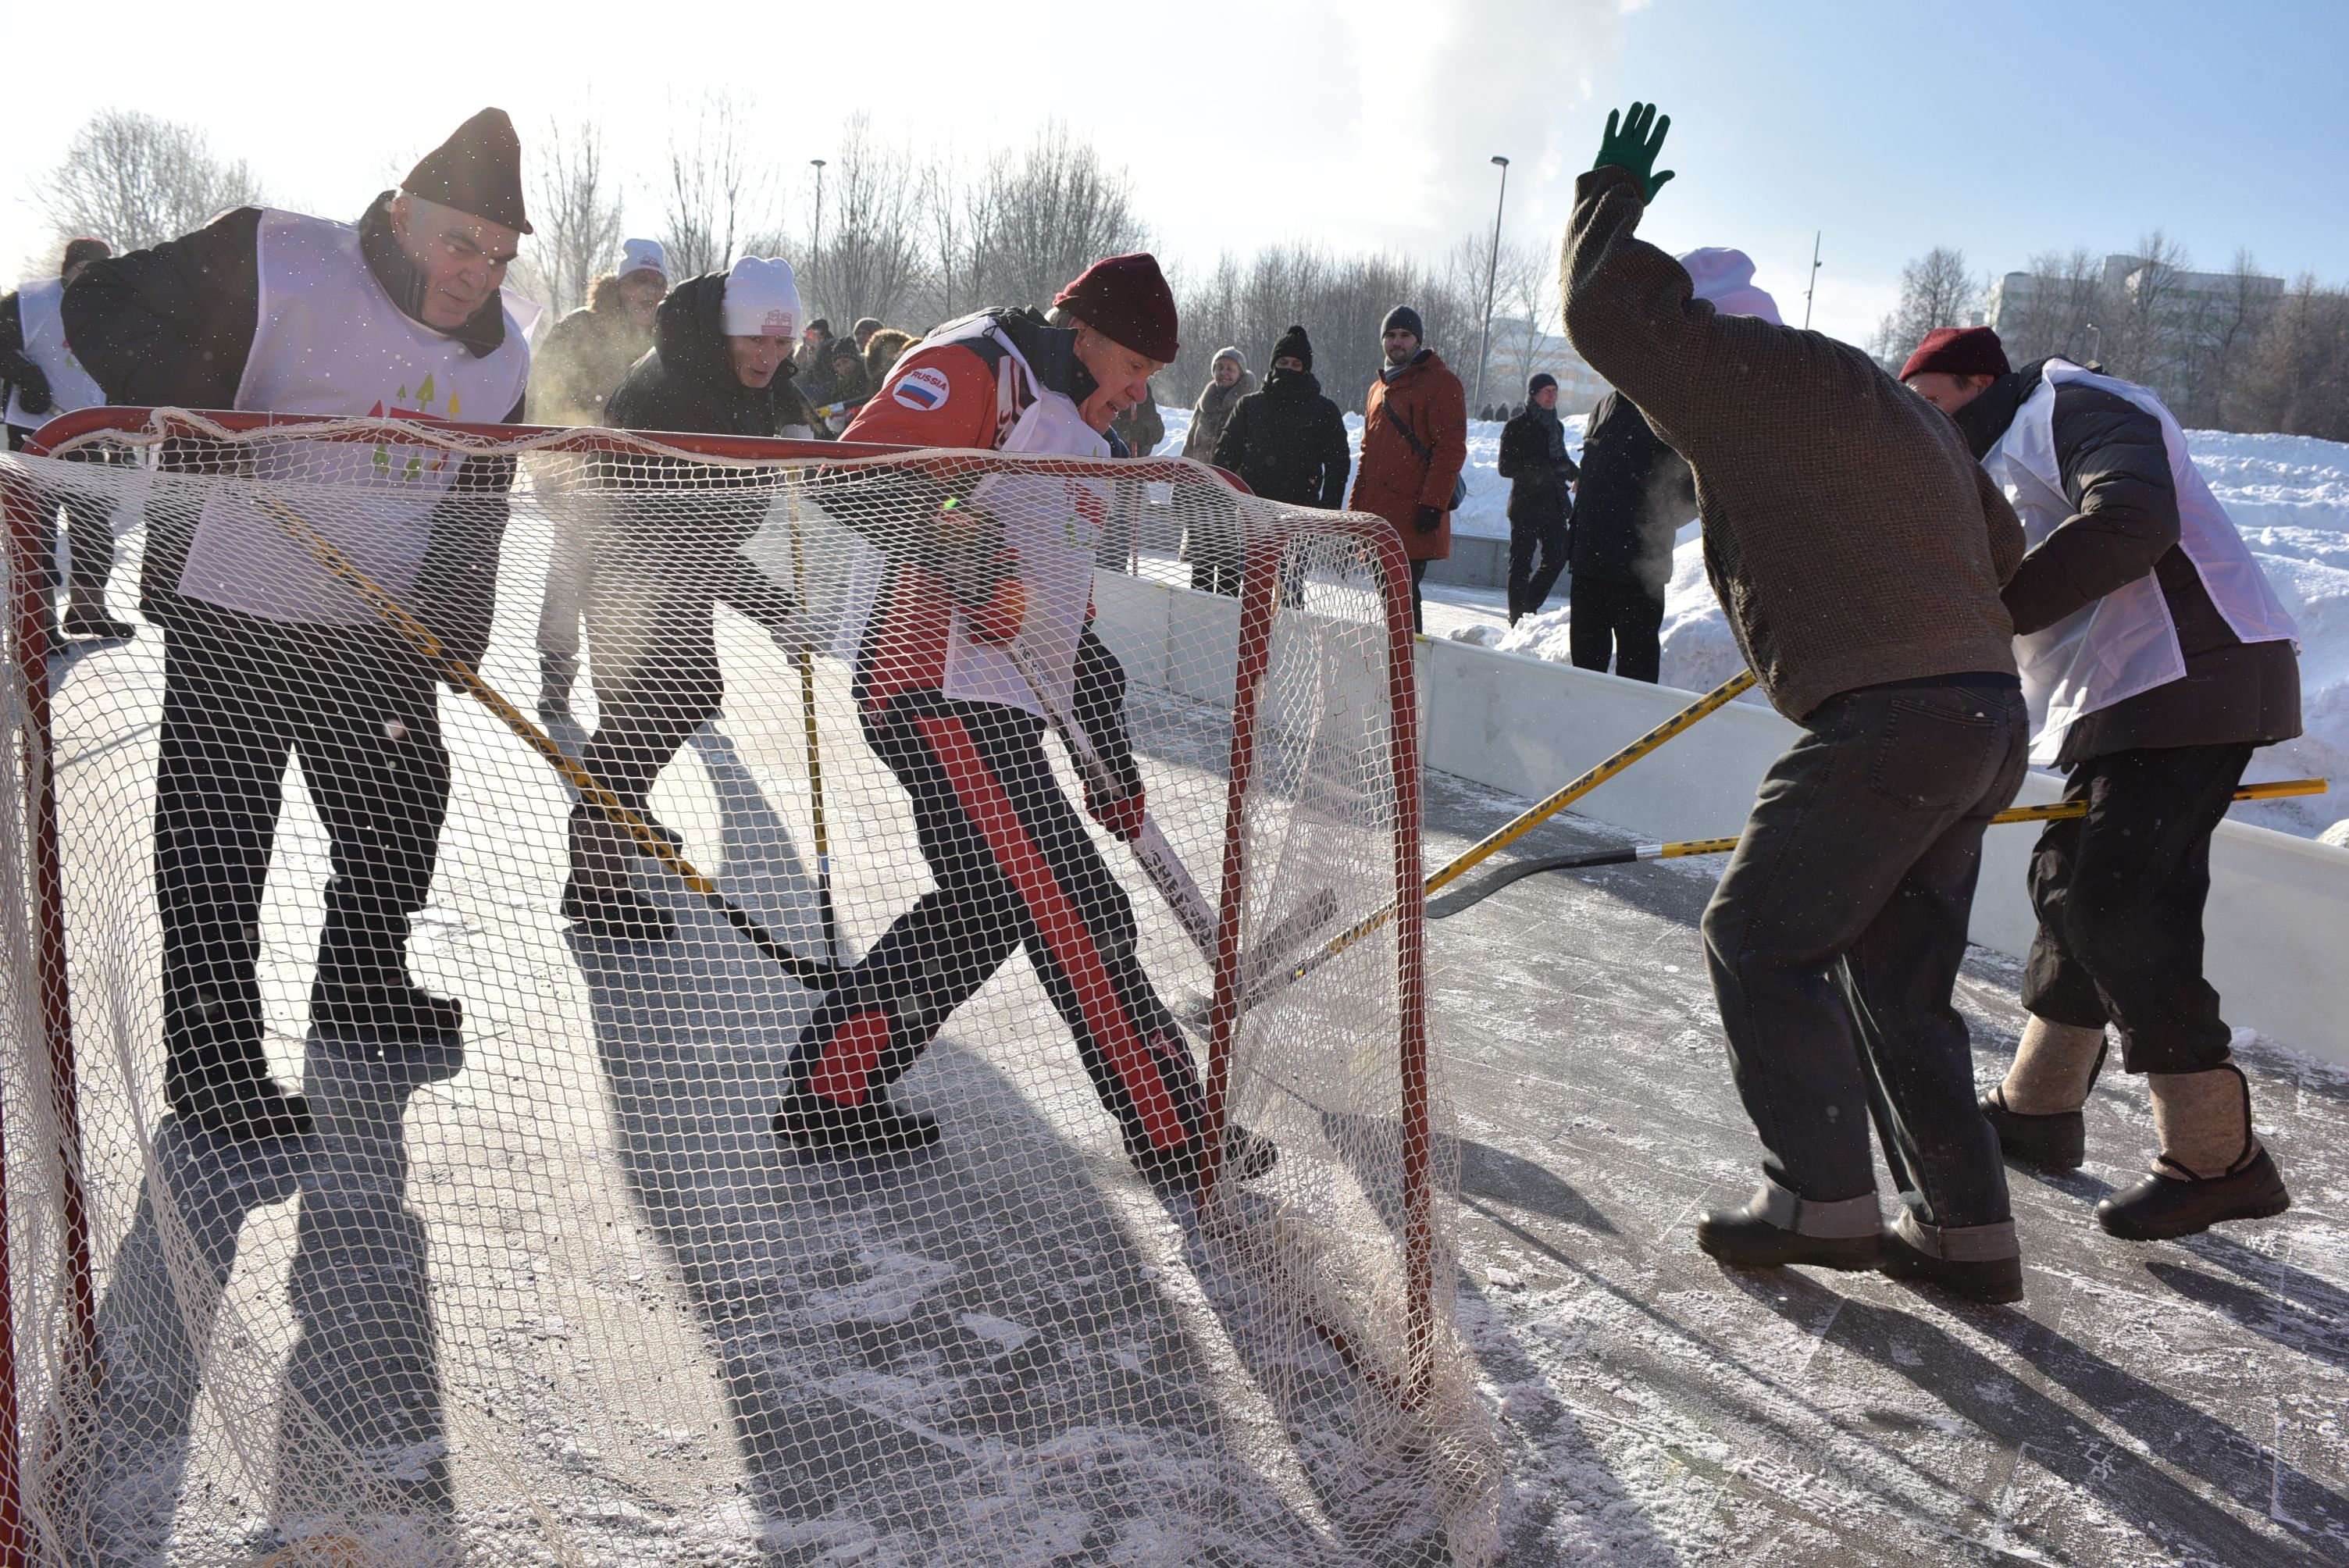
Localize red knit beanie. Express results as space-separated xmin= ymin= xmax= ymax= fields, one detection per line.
xmin=1053 ymin=253 xmax=1180 ymax=363
xmin=1899 ymin=325 xmax=2009 ymax=382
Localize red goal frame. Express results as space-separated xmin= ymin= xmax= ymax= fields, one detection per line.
xmin=0 ymin=408 xmax=1431 ymax=1559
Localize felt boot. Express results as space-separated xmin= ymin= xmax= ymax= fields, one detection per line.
xmin=2097 ymin=1064 xmax=2291 ymax=1240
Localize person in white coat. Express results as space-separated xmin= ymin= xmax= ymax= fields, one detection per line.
xmin=1905 ymin=324 xmax=2301 ymax=1242
xmin=2 ymin=237 xmax=135 ymax=641
xmin=66 ymin=109 xmax=536 ymax=1140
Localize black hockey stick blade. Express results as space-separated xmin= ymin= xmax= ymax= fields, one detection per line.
xmin=1428 ymin=846 xmax=1645 ymax=920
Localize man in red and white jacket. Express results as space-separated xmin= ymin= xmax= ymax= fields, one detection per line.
xmin=773 ymin=255 xmax=1273 ymax=1187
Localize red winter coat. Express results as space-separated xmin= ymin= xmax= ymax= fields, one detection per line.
xmin=1349 ymin=348 xmax=1467 ymax=562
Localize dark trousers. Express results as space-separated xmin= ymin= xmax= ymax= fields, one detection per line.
xmin=2022 ymin=742 xmax=2254 ymax=1074
xmin=1506 ymin=519 xmax=1568 ymax=623
xmin=789 ymin=691 xmax=1207 ymax=1154
xmin=1568 ymin=574 xmax=1664 ymax=683
xmin=1702 ymin=679 xmax=2029 ymax=1231
xmin=5 ymin=429 xmax=121 ymax=607
xmin=1408 ymin=558 xmax=1430 ymax=633
xmin=155 ymin=606 xmax=448 ymax=1103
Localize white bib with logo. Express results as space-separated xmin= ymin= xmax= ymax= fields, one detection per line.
xmin=177 ymin=208 xmax=531 ymax=625
xmin=5 ymin=276 xmax=107 ymax=430
xmin=1982 ymin=360 xmax=2297 ymax=763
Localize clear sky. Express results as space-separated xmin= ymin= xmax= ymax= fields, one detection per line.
xmin=5 ymin=0 xmax=2344 ymax=350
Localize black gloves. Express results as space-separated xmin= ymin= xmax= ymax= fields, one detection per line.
xmin=3 ymin=354 xmax=52 ymax=415
xmin=1593 ymin=102 xmax=1676 ymax=202
xmin=1413 ymin=504 xmax=1442 ymax=534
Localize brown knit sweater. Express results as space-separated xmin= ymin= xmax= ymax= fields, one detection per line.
xmin=1560 ymin=166 xmax=2026 ymax=720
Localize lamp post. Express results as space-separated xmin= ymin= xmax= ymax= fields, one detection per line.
xmin=1802 ymin=230 xmax=1823 ymax=330
xmin=1471 ymin=155 xmax=1510 ymax=416
xmin=810 ymin=158 xmax=828 ymax=296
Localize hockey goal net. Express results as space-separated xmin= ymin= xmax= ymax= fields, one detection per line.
xmin=0 ymin=409 xmax=1495 ymax=1566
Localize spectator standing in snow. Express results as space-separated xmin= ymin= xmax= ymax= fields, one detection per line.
xmin=564 ymin=257 xmax=815 ymax=939
xmin=1496 ymin=372 xmax=1579 ymax=625
xmin=1101 ymin=380 xmax=1167 ymax=572
xmin=1349 ymin=305 xmax=1467 ymax=633
xmin=528 ymin=237 xmax=669 ymax=719
xmin=816 ymin=334 xmax=869 ymax=434
xmin=65 ymin=108 xmax=536 ymax=1141
xmin=851 ymin=316 xmax=883 ymax=352
xmin=1212 ymin=324 xmax=1349 ymax=511
xmin=797 ymin=317 xmax=838 ymax=408
xmin=1569 ymin=384 xmax=1695 ymax=680
xmin=1564 ymin=103 xmax=2031 ymax=1301
xmin=1179 ymin=346 xmax=1256 ymax=594
xmin=1904 ymin=325 xmax=2303 ymax=1242
xmin=4 ymin=236 xmax=137 ymax=643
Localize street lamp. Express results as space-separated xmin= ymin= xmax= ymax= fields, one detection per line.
xmin=1802 ymin=230 xmax=1823 ymax=331
xmin=810 ymin=158 xmax=828 ymax=278
xmin=1471 ymin=155 xmax=1510 ymax=416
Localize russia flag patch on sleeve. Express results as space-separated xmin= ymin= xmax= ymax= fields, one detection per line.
xmin=893 ymin=365 xmax=953 ymax=412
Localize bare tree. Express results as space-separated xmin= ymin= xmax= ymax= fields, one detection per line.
xmin=39 ymin=109 xmax=263 ymax=251
xmin=982 ymin=123 xmax=1148 ymax=314
xmin=807 ymin=114 xmax=925 ymax=329
xmin=1872 ymin=247 xmax=1984 ymax=365
xmin=2101 ymin=230 xmax=2192 ymax=387
xmin=2229 ymin=275 xmax=2349 ymax=440
xmin=660 ymin=91 xmax=773 ymax=279
xmin=515 ymin=116 xmax=626 ymax=318
xmin=1996 ymin=247 xmax=2105 ymax=366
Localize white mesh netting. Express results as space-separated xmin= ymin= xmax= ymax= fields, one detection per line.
xmin=0 ymin=412 xmax=1496 ymax=1566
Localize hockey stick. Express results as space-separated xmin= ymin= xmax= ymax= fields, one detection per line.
xmin=1428 ymin=776 xmax=2330 ymax=920
xmin=1213 ymin=668 xmax=1759 ymax=1020
xmin=249 ymin=491 xmax=845 ymax=991
xmin=1001 ymin=640 xmax=1224 ymax=962
xmin=783 ymin=490 xmax=841 ymax=963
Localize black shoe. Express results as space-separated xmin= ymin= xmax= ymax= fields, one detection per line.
xmin=310 ymin=977 xmax=462 ymax=1042
xmin=2096 ymin=1148 xmax=2291 ymax=1241
xmin=772 ymin=1089 xmax=942 ymax=1154
xmin=62 ymin=608 xmax=136 ymax=641
xmin=561 ymin=875 xmax=676 ymax=942
xmin=173 ymin=1082 xmax=315 ymax=1142
xmin=1980 ymin=1089 xmax=2085 ymax=1173
xmin=1877 ymin=1225 xmax=2025 ymax=1304
xmin=1130 ymin=1124 xmax=1280 ymax=1188
xmin=1695 ymin=1208 xmax=1881 ymax=1271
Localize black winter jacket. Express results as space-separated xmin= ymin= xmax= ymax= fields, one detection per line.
xmin=60 ymin=194 xmax=522 ymax=659
xmin=1570 ymin=390 xmax=1694 ymax=591
xmin=1210 ymin=368 xmax=1350 ymax=508
xmin=1954 ymin=362 xmax=2299 ymax=761
xmin=1496 ymin=404 xmax=1579 ymax=533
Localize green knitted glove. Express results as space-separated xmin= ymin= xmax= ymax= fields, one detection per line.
xmin=1592 ymin=102 xmax=1675 ymax=202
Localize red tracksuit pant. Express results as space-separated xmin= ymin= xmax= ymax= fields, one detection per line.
xmin=788 ymin=689 xmax=1207 ymax=1154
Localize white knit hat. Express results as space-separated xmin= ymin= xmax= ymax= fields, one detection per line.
xmin=1677 ymin=248 xmax=1783 ymax=325
xmin=722 ymin=256 xmax=802 ymax=338
xmin=1213 ymin=344 xmax=1248 ymax=370
xmin=616 ymin=237 xmax=668 ymax=280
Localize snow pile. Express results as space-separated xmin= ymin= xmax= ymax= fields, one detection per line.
xmin=1494 ymin=426 xmax=2349 ymax=839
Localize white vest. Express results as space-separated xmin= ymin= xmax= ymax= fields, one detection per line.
xmin=177 ymin=208 xmax=532 ymax=625
xmin=1980 ymin=360 xmax=2297 ymax=764
xmin=4 ymin=276 xmax=107 ymax=430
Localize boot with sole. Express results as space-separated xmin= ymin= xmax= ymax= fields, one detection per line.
xmin=310 ymin=974 xmax=462 ymax=1042
xmin=1695 ymin=1183 xmax=1882 ymax=1271
xmin=1983 ymin=1017 xmax=2107 ymax=1172
xmin=1130 ymin=1124 xmax=1280 ymax=1190
xmin=562 ymin=803 xmax=675 ymax=942
xmin=1877 ymin=1217 xmax=2025 ymax=1305
xmin=2098 ymin=1063 xmax=2292 ymax=1240
xmin=62 ymin=604 xmax=137 ymax=641
xmin=773 ymin=1089 xmax=942 ymax=1154
xmin=171 ymin=1078 xmax=315 ymax=1143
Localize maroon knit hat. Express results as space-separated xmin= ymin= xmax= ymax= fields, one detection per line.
xmin=402 ymin=108 xmax=533 ymax=234
xmin=1899 ymin=325 xmax=2009 ymax=382
xmin=1053 ymin=253 xmax=1179 ymax=362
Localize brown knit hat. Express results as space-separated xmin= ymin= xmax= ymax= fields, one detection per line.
xmin=401 ymin=108 xmax=533 ymax=234
xmin=1053 ymin=253 xmax=1179 ymax=362
xmin=1900 ymin=325 xmax=2009 ymax=382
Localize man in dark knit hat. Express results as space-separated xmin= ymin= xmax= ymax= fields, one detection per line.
xmin=1902 ymin=324 xmax=2301 ymax=1243
xmin=1496 ymin=372 xmax=1579 ymax=624
xmin=773 ymin=253 xmax=1274 ymax=1191
xmin=64 ymin=108 xmax=536 ymax=1141
xmin=1210 ymin=323 xmax=1351 ymax=513
xmin=1563 ymin=102 xmax=2032 ymax=1301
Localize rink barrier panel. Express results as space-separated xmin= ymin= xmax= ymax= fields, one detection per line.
xmin=3 ymin=406 xmax=1449 ymax=1556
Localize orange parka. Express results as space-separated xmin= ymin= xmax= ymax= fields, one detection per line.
xmin=1349 ymin=348 xmax=1468 ymax=562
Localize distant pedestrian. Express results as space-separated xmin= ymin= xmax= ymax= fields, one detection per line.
xmin=1567 ymin=390 xmax=1694 ymax=679
xmin=1496 ymin=372 xmax=1578 ymax=625
xmin=1349 ymin=305 xmax=1466 ymax=632
xmin=796 ymin=317 xmax=837 ymax=407
xmin=1179 ymin=347 xmax=1256 ymax=593
xmin=850 ymin=315 xmax=883 ymax=351
xmin=1212 ymin=323 xmax=1349 ymax=511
